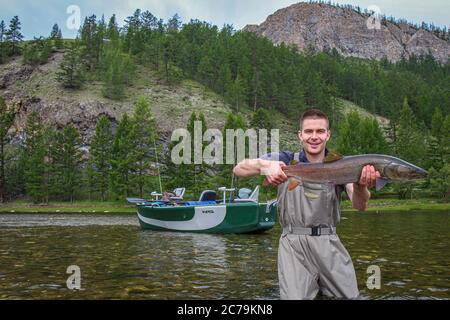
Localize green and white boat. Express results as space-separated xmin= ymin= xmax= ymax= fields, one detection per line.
xmin=129 ymin=186 xmax=278 ymax=234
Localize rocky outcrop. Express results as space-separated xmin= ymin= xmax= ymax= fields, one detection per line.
xmin=0 ymin=54 xmax=234 ymax=147
xmin=1 ymin=92 xmax=121 ymax=144
xmin=244 ymin=2 xmax=450 ymax=63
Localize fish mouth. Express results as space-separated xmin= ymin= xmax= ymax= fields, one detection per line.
xmin=416 ymin=168 xmax=428 ymax=178
xmin=408 ymin=167 xmax=428 ymax=179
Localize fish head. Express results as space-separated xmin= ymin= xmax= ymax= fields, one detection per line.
xmin=382 ymin=160 xmax=428 ymax=181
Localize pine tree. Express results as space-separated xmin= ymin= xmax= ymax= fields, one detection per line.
xmin=0 ymin=96 xmax=18 ymax=202
xmin=22 ymin=37 xmax=52 ymax=65
xmin=226 ymin=74 xmax=247 ymax=112
xmin=80 ymin=15 xmax=103 ymax=71
xmin=167 ymin=14 xmax=182 ymax=33
xmin=124 ymin=9 xmax=151 ymax=57
xmin=336 ymin=111 xmax=361 ymax=155
xmin=217 ymin=113 xmax=248 ymax=188
xmin=396 ymin=98 xmax=424 ymax=163
xmin=22 ymin=39 xmax=41 ymax=66
xmin=186 ymin=112 xmax=199 ymax=195
xmin=192 ymin=112 xmax=210 ymax=196
xmin=250 ymin=108 xmax=274 ymax=130
xmin=5 ymin=16 xmax=24 ymax=56
xmin=89 ymin=115 xmax=113 ymax=201
xmin=394 ymin=98 xmax=425 ymax=199
xmin=110 ymin=113 xmax=134 ymax=199
xmin=427 ymin=108 xmax=445 ymax=170
xmin=23 ymin=112 xmax=46 ymax=203
xmin=106 ymin=14 xmax=120 ymax=42
xmin=60 ymin=125 xmax=83 ymax=202
xmin=426 ymin=134 xmax=442 ymax=171
xmin=441 ymin=115 xmax=450 ymax=164
xmin=129 ymin=97 xmax=158 ymax=198
xmin=359 ymin=118 xmax=389 ymax=154
xmin=57 ymin=41 xmax=85 ymax=89
xmin=431 ymin=107 xmax=443 ymax=142
xmin=429 ymin=164 xmax=450 ymax=201
xmin=0 ymin=20 xmax=6 ymax=63
xmin=50 ymin=23 xmax=64 ymax=49
xmin=102 ymin=49 xmax=135 ymax=100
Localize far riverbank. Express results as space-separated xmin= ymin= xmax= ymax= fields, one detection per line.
xmin=0 ymin=198 xmax=448 ymax=214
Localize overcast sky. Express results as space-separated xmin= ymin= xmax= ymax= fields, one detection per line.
xmin=0 ymin=0 xmax=448 ymax=40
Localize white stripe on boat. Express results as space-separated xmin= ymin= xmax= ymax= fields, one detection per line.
xmin=137 ymin=205 xmax=227 ymax=231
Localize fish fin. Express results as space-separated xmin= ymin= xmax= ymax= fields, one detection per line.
xmin=288 ymin=178 xmax=301 ymax=191
xmin=376 ymin=178 xmax=389 ymax=191
xmin=289 ymin=159 xmax=298 ymax=166
xmin=324 ymin=151 xmax=343 ymax=163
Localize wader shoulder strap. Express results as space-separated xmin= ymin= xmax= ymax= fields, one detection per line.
xmin=294 ymin=152 xmax=300 ymax=162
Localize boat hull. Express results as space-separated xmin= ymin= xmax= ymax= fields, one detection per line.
xmin=136 ymin=202 xmax=277 ymax=234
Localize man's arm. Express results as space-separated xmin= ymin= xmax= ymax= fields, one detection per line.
xmin=233 ymin=159 xmax=288 ymax=186
xmin=346 ymin=165 xmax=380 ymax=212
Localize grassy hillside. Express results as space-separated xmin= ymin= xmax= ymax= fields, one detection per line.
xmin=0 ymin=50 xmax=305 ymax=152
xmin=0 ymin=48 xmax=390 ymax=154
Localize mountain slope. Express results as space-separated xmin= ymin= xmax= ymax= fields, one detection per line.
xmin=0 ymin=51 xmax=305 ymax=151
xmin=244 ymin=2 xmax=450 ymax=63
xmin=0 ymin=52 xmax=238 ymax=144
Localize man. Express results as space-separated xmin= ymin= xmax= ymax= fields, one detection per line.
xmin=233 ymin=109 xmax=380 ymax=300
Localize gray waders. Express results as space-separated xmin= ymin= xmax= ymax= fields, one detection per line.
xmin=277 ymin=153 xmax=359 ymax=300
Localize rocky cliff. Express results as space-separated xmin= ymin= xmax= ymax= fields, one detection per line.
xmin=244 ymin=2 xmax=450 ymax=63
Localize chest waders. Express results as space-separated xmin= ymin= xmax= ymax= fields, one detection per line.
xmin=277 ymin=153 xmax=359 ymax=300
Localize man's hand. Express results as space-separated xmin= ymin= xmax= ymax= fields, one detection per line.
xmin=262 ymin=161 xmax=288 ymax=186
xmin=347 ymin=165 xmax=380 ymax=212
xmin=356 ymin=165 xmax=381 ymax=189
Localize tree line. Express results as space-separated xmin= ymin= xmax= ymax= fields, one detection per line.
xmin=0 ymin=95 xmax=274 ymax=203
xmin=0 ymin=15 xmax=63 ymax=65
xmin=0 ymin=96 xmax=157 ymax=203
xmin=0 ymin=12 xmax=449 ymax=202
xmin=1 ymin=13 xmax=448 ymax=129
xmin=63 ymin=12 xmax=448 ymax=127
xmin=1 ymin=93 xmax=448 ymax=203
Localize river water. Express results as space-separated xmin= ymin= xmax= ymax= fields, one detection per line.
xmin=0 ymin=211 xmax=448 ymax=300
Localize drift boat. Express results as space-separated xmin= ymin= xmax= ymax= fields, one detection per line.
xmin=129 ymin=187 xmax=278 ymax=234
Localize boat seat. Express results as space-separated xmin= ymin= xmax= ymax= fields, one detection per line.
xmin=234 ymin=186 xmax=260 ymax=203
xmin=238 ymin=188 xmax=252 ymax=199
xmin=170 ymin=187 xmax=186 ymax=201
xmin=198 ymin=190 xmax=217 ymax=202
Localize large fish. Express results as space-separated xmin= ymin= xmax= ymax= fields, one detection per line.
xmin=283 ymin=153 xmax=428 ymax=191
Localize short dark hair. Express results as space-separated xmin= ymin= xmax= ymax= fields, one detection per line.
xmin=299 ymin=109 xmax=329 ymax=130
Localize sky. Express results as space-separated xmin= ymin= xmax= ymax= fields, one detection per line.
xmin=0 ymin=0 xmax=448 ymax=40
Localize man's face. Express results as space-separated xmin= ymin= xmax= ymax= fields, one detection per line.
xmin=298 ymin=118 xmax=330 ymax=156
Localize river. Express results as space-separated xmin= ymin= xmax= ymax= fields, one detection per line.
xmin=0 ymin=211 xmax=448 ymax=299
